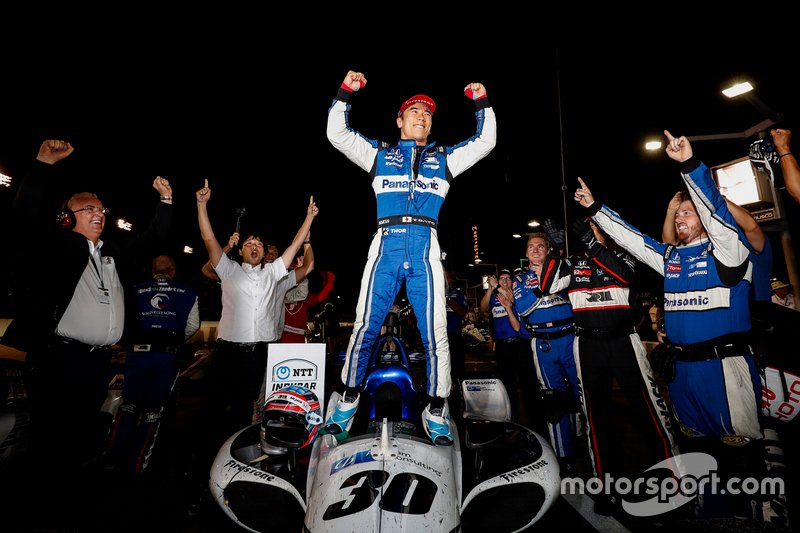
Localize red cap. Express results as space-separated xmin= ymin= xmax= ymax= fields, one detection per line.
xmin=398 ymin=94 xmax=436 ymax=116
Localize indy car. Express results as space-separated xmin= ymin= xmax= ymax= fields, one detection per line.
xmin=209 ymin=313 xmax=560 ymax=532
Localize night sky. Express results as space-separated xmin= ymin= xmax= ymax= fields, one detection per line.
xmin=2 ymin=39 xmax=798 ymax=318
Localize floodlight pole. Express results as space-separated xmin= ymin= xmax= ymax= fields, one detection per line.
xmin=688 ymin=88 xmax=784 ymax=142
xmin=686 ymin=132 xmax=750 ymax=142
xmin=555 ymin=50 xmax=570 ymax=257
xmin=742 ymin=93 xmax=783 ymax=124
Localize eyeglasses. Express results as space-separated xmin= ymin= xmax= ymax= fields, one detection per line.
xmin=74 ymin=205 xmax=110 ymax=216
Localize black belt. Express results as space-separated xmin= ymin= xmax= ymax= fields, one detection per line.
xmin=132 ymin=344 xmax=179 ymax=354
xmin=497 ymin=337 xmax=520 ymax=344
xmin=575 ymin=325 xmax=636 ymax=339
xmin=671 ymin=342 xmax=754 ymax=362
xmin=668 ymin=331 xmax=755 ymax=362
xmin=216 ymin=339 xmax=268 ymax=353
xmin=376 ymin=214 xmax=437 ymax=229
xmin=530 ymin=326 xmax=575 ymax=340
xmin=53 ymin=335 xmax=113 ymax=354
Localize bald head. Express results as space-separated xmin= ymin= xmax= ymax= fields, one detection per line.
xmin=152 ymin=255 xmax=177 ymax=279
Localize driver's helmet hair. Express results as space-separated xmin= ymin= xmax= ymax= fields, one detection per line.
xmin=261 ymin=385 xmax=323 ymax=449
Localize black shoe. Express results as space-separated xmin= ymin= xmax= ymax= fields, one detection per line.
xmin=593 ymin=493 xmax=621 ymax=516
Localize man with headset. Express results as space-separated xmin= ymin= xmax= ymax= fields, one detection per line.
xmin=3 ymin=139 xmax=173 ymax=470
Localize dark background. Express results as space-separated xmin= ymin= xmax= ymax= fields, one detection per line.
xmin=2 ymin=40 xmax=798 ymax=319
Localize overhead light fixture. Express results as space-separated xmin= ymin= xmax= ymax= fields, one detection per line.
xmin=183 ymin=245 xmax=194 ymax=254
xmin=512 ymin=233 xmax=522 ymax=239
xmin=686 ymin=79 xmax=783 ymax=142
xmin=116 ymin=218 xmax=132 ymax=231
xmin=527 ymin=219 xmax=540 ymax=228
xmin=645 ymin=140 xmax=662 ymax=151
xmin=0 ymin=172 xmax=12 ymax=187
xmin=722 ymin=81 xmax=754 ymax=98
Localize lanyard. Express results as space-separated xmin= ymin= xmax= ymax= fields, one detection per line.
xmin=89 ymin=254 xmax=106 ymax=290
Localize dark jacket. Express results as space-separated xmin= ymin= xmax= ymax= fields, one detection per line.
xmin=2 ymin=160 xmax=172 ymax=351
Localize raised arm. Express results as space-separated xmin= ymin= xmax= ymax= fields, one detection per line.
xmin=576 ymin=176 xmax=670 ymax=275
xmin=196 ymin=179 xmax=224 ymax=268
xmin=37 ymin=139 xmax=75 ymax=165
xmin=110 ymin=176 xmax=174 ymax=267
xmin=725 ymin=198 xmax=766 ymax=253
xmin=479 ymin=275 xmax=498 ymax=313
xmin=540 ymin=219 xmax=572 ymax=293
xmin=278 ymin=196 xmax=319 ymax=270
xmin=446 ymin=82 xmax=497 ymax=177
xmin=661 ymin=191 xmax=683 ymax=244
xmin=292 ymin=239 xmax=315 ymax=285
xmin=326 ymin=70 xmax=377 ymax=172
xmin=13 ymin=139 xmax=75 ymax=228
xmin=771 ymin=128 xmax=800 ymax=204
xmin=665 ymin=130 xmax=749 ymax=270
xmin=153 ymin=176 xmax=173 ymax=206
xmin=201 ymin=232 xmax=238 ymax=281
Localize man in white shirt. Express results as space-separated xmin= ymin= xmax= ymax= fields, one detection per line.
xmin=195 ymin=179 xmax=318 ymax=436
xmin=6 ymin=139 xmax=173 ymax=470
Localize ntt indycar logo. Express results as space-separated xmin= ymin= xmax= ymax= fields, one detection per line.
xmin=561 ymin=452 xmax=784 ymax=517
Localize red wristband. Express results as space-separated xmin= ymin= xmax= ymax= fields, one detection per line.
xmin=464 ymin=86 xmax=487 ymax=100
xmin=340 ymin=80 xmax=365 ymax=92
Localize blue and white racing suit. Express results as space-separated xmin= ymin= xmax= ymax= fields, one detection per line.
xmin=108 ymin=275 xmax=199 ymax=475
xmin=589 ymin=157 xmax=761 ymax=441
xmin=513 ymin=265 xmax=578 ymax=458
xmin=327 ymin=88 xmax=496 ymax=398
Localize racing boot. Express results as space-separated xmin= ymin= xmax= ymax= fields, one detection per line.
xmin=423 ymin=399 xmax=454 ymax=446
xmin=324 ymin=389 xmax=360 ymax=434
